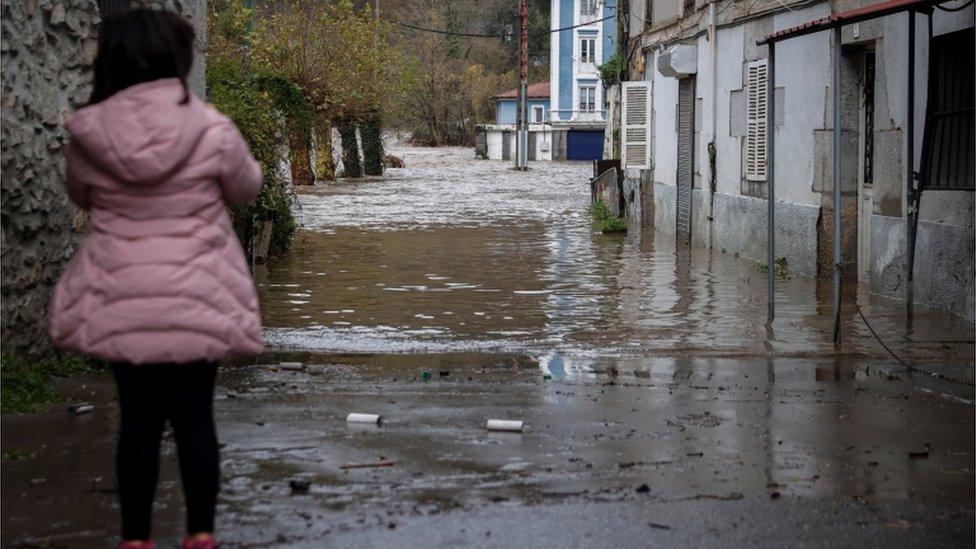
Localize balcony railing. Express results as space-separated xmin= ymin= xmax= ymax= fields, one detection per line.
xmin=548 ymin=109 xmax=607 ymax=123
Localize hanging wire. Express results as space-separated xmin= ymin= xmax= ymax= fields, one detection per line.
xmin=394 ymin=13 xmax=615 ymax=39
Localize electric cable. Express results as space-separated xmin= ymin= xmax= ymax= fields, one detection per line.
xmin=394 ymin=13 xmax=615 ymax=38
xmin=853 ymin=298 xmax=975 ymax=387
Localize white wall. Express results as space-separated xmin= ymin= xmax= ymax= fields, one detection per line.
xmin=772 ymin=4 xmax=832 ymax=207
xmin=714 ymin=24 xmax=745 ymax=197
xmin=651 ymin=50 xmax=679 ymax=187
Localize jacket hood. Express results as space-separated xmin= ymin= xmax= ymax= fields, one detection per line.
xmin=66 ymin=78 xmax=210 ymax=185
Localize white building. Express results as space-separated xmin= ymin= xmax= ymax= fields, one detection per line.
xmin=615 ymin=0 xmax=974 ymax=319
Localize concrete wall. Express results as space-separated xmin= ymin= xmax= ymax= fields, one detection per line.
xmin=636 ymin=0 xmax=974 ymax=319
xmin=482 ymin=125 xmax=554 ymax=161
xmin=0 ymin=0 xmax=207 ymax=358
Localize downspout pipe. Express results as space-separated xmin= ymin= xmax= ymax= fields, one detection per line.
xmin=832 ymin=26 xmax=842 ymax=345
xmin=766 ymin=42 xmax=776 ymax=323
xmin=906 ymin=10 xmax=916 ymax=321
xmin=708 ymin=0 xmax=718 ymax=247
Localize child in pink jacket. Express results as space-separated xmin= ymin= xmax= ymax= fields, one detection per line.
xmin=49 ymin=9 xmax=263 ymax=549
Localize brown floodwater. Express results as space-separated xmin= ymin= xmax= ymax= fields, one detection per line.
xmin=259 ymin=147 xmax=973 ymax=373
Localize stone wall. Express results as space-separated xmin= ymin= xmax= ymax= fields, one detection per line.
xmin=0 ymin=0 xmax=206 ymax=358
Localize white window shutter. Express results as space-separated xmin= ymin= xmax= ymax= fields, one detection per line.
xmin=622 ymin=81 xmax=652 ymax=169
xmin=745 ymin=59 xmax=768 ymax=181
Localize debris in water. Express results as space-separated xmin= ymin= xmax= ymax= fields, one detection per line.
xmin=279 ymin=362 xmax=305 ymax=371
xmin=486 ymin=419 xmax=523 ymax=432
xmin=69 ymin=403 xmax=93 ymax=416
xmin=770 ymin=491 xmax=782 ymax=499
xmin=289 ymin=478 xmax=311 ymax=494
xmin=686 ymin=452 xmax=704 ymax=458
xmin=439 ymin=370 xmax=450 ymax=377
xmin=421 ymin=370 xmax=432 ymax=382
xmin=340 ymin=459 xmax=396 ymax=470
xmin=909 ymin=451 xmax=930 ymax=459
xmin=29 ymin=478 xmax=47 ymax=487
xmin=543 ymin=374 xmax=552 ymax=380
xmin=635 ymin=483 xmax=651 ymax=493
xmin=648 ymin=522 xmax=671 ymax=530
xmin=346 ymin=413 xmax=382 ymax=424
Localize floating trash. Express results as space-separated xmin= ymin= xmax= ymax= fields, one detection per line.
xmin=486 ymin=419 xmax=523 ymax=432
xmin=346 ymin=413 xmax=382 ymax=424
xmin=69 ymin=403 xmax=93 ymax=416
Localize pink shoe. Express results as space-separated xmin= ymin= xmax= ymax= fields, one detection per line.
xmin=182 ymin=536 xmax=217 ymax=549
xmin=118 ymin=542 xmax=154 ymax=549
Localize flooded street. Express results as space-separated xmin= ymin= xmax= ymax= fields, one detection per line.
xmin=264 ymin=147 xmax=972 ymax=368
xmin=3 ymin=147 xmax=974 ymax=547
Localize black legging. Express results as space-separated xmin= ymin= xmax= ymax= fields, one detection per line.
xmin=112 ymin=362 xmax=220 ymax=540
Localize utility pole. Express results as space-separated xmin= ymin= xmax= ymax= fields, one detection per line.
xmin=516 ymin=0 xmax=529 ymax=170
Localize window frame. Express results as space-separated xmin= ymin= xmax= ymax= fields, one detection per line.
xmin=579 ymin=85 xmax=597 ymax=112
xmin=532 ymin=105 xmax=545 ymax=123
xmin=580 ymin=37 xmax=596 ymax=65
xmin=580 ymin=0 xmax=598 ymax=16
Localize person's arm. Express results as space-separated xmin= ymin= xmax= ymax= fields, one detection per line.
xmin=219 ymin=121 xmax=263 ymax=204
xmin=63 ymin=140 xmax=91 ymax=210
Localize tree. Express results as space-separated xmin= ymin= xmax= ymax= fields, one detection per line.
xmin=252 ymin=0 xmax=403 ymax=178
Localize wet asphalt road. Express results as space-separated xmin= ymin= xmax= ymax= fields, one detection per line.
xmin=2 ymin=147 xmax=974 ymax=547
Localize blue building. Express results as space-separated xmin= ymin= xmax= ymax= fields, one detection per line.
xmin=494 ymin=82 xmax=551 ymax=125
xmin=549 ymin=0 xmax=616 ymax=160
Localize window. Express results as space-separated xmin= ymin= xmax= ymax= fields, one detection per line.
xmin=532 ymin=106 xmax=545 ymax=123
xmin=745 ymin=59 xmax=768 ymax=182
xmin=580 ymin=38 xmax=596 ymax=65
xmin=581 ymin=0 xmax=598 ymax=16
xmin=579 ymin=85 xmax=596 ymax=112
xmin=920 ymin=27 xmax=974 ymax=191
xmin=862 ymin=52 xmax=875 ymax=185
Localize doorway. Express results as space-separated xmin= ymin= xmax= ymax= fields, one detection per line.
xmin=857 ymin=49 xmax=876 ymax=283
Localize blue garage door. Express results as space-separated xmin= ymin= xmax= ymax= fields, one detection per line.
xmin=567 ymin=130 xmax=604 ymax=161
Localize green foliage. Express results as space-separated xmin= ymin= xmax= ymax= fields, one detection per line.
xmin=207 ymin=2 xmax=298 ymax=256
xmin=255 ymin=74 xmax=314 ymax=134
xmin=589 ymin=198 xmax=627 ymax=233
xmin=1 ymin=354 xmax=94 ymax=414
xmin=598 ymin=53 xmax=627 ymax=89
xmin=759 ymin=257 xmax=790 ymax=279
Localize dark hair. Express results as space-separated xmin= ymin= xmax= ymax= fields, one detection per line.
xmin=89 ymin=8 xmax=195 ymax=105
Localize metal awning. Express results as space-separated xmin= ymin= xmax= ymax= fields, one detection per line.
xmin=758 ymin=0 xmax=943 ymax=45
xmin=756 ymin=0 xmax=966 ymax=340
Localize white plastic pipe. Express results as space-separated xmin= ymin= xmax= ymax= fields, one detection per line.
xmin=346 ymin=413 xmax=382 ymax=424
xmin=279 ymin=362 xmax=304 ymax=371
xmin=486 ymin=419 xmax=524 ymax=432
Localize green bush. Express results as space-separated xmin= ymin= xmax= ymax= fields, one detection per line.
xmin=207 ymin=57 xmax=298 ymax=257
xmin=1 ymin=354 xmax=95 ymax=414
xmin=598 ymin=53 xmax=627 ymax=89
xmin=589 ymin=198 xmax=627 ymax=233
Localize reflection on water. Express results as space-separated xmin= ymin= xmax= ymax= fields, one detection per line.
xmin=259 ymin=147 xmax=973 ymax=370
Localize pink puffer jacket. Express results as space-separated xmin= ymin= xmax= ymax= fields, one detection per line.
xmin=49 ymin=78 xmax=264 ymax=365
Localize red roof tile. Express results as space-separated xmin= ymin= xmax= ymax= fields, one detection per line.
xmin=495 ymin=81 xmax=550 ymax=99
